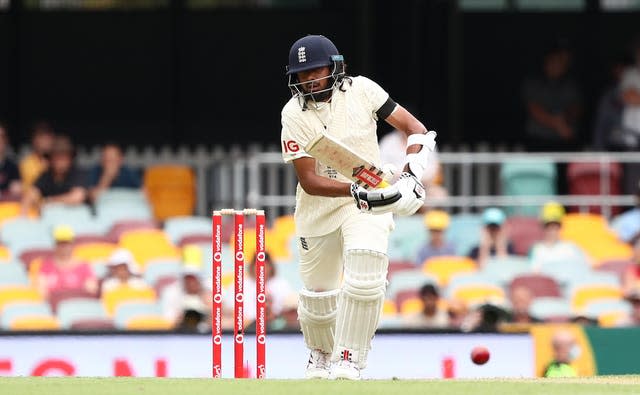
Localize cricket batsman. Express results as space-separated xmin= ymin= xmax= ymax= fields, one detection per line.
xmin=280 ymin=34 xmax=435 ymax=380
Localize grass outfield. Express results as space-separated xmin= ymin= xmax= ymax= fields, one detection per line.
xmin=1 ymin=377 xmax=640 ymax=395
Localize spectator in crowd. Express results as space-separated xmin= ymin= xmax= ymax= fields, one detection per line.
xmin=543 ymin=329 xmax=579 ymax=377
xmin=19 ymin=121 xmax=55 ymax=188
xmin=468 ymin=207 xmax=515 ymax=266
xmin=617 ymin=289 xmax=640 ymax=327
xmin=522 ymin=40 xmax=582 ymax=151
xmin=402 ymin=283 xmax=449 ymax=329
xmin=100 ymin=248 xmax=146 ymax=294
xmin=415 ymin=210 xmax=456 ymax=265
xmin=36 ymin=225 xmax=98 ymax=298
xmin=21 ymin=135 xmax=87 ymax=214
xmin=379 ymin=128 xmax=448 ymax=206
xmin=224 ymin=253 xmax=295 ymax=328
xmin=88 ymin=143 xmax=141 ymax=203
xmin=530 ymin=202 xmax=587 ymax=270
xmin=508 ymin=286 xmax=541 ymax=324
xmin=446 ymin=299 xmax=468 ymax=330
xmin=593 ymin=54 xmax=634 ymax=150
xmin=612 ymin=180 xmax=640 ymax=243
xmin=0 ymin=122 xmax=22 ymax=198
xmin=622 ymin=237 xmax=640 ymax=294
xmin=163 ymin=267 xmax=212 ymax=332
xmin=620 ymin=37 xmax=640 ymax=145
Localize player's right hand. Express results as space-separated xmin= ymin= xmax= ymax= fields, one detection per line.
xmin=350 ymin=183 xmax=402 ymax=214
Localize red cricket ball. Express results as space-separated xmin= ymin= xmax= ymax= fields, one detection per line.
xmin=471 ymin=346 xmax=490 ymax=365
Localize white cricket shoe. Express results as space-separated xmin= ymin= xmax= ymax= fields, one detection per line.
xmin=305 ymin=349 xmax=331 ymax=379
xmin=329 ymin=359 xmax=361 ymax=380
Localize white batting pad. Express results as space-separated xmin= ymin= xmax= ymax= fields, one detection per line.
xmin=332 ymin=249 xmax=388 ymax=368
xmin=298 ymin=288 xmax=340 ymax=354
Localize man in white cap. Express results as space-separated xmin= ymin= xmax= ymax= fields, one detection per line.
xmin=101 ymin=248 xmax=146 ymax=293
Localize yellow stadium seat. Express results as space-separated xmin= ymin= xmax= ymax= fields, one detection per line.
xmin=0 ymin=245 xmax=11 ymax=262
xmin=451 ymin=285 xmax=505 ymax=306
xmin=72 ymin=243 xmax=119 ymax=263
xmin=598 ymin=311 xmax=626 ymax=328
xmin=221 ymin=273 xmax=235 ymax=289
xmin=102 ymin=286 xmax=156 ymax=316
xmin=125 ymin=315 xmax=173 ymax=330
xmin=580 ymin=242 xmax=633 ymax=264
xmin=0 ymin=286 xmax=43 ymax=312
xmin=571 ymin=285 xmax=623 ymax=311
xmin=119 ymin=229 xmax=179 ymax=267
xmin=9 ymin=315 xmax=60 ymax=330
xmin=400 ymin=297 xmax=423 ymax=315
xmin=422 ymin=256 xmax=477 ymax=286
xmin=144 ymin=165 xmax=196 ymax=221
xmin=383 ymin=299 xmax=397 ymax=316
xmin=561 ymin=213 xmax=608 ymax=235
xmin=0 ymin=202 xmax=36 ymax=225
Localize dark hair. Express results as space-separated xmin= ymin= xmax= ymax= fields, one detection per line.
xmin=248 ymin=251 xmax=276 ymax=277
xmin=419 ymin=283 xmax=439 ymax=298
xmin=30 ymin=121 xmax=55 ymax=138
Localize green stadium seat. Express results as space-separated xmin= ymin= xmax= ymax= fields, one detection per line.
xmin=500 ymin=160 xmax=556 ymax=216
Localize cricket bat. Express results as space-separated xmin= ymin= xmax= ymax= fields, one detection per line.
xmin=305 ymin=133 xmax=391 ymax=190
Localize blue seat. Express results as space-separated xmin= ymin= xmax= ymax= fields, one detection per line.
xmin=113 ymin=302 xmax=163 ymax=329
xmin=445 ymin=214 xmax=483 ymax=256
xmin=387 ymin=270 xmax=438 ymax=300
xmin=388 ymin=215 xmax=428 ymax=261
xmin=41 ymin=204 xmax=93 ymax=228
xmin=529 ymin=297 xmax=572 ymax=320
xmin=96 ymin=202 xmax=153 ymax=229
xmin=445 ymin=273 xmax=501 ymax=299
xmin=0 ymin=263 xmax=29 ymax=287
xmin=501 ymin=160 xmax=556 ymax=216
xmin=164 ymin=216 xmax=211 ymax=244
xmin=539 ymin=258 xmax=590 ymax=286
xmin=96 ymin=188 xmax=147 ymax=207
xmin=1 ymin=218 xmax=53 ymax=256
xmin=1 ymin=302 xmax=52 ymax=328
xmin=482 ymin=256 xmax=532 ymax=285
xmin=57 ymin=298 xmax=107 ymax=329
xmin=583 ymin=300 xmax=632 ymax=317
xmin=143 ymin=260 xmax=182 ymax=286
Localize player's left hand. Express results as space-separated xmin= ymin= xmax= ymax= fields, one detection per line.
xmin=393 ymin=172 xmax=425 ymax=216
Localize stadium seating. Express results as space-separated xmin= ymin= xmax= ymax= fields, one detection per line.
xmin=481 ymin=255 xmax=531 ymax=285
xmin=9 ymin=315 xmax=60 ymax=330
xmin=0 ymin=262 xmax=30 ymax=287
xmin=40 ymin=204 xmax=93 ymax=228
xmin=96 ymin=188 xmax=148 ymax=207
xmin=509 ymin=274 xmax=562 ymax=299
xmin=70 ymin=318 xmax=116 ymax=330
xmin=583 ymin=299 xmax=631 ymax=318
xmin=505 ymin=216 xmax=543 ymax=255
xmin=423 ymin=256 xmax=477 ymax=286
xmin=386 ymin=270 xmax=438 ymax=300
xmin=388 ymin=261 xmax=417 ymax=280
xmin=164 ymin=216 xmax=211 ymax=244
xmin=567 ymin=161 xmax=622 ymax=215
xmin=143 ymin=260 xmax=182 ymax=286
xmin=529 ymin=297 xmax=572 ymax=320
xmin=0 ymin=202 xmax=30 ymax=225
xmin=1 ymin=218 xmax=54 ymax=256
xmin=96 ymin=203 xmax=154 ymax=230
xmin=445 ymin=273 xmax=500 ymax=299
xmin=570 ymin=285 xmax=623 ymax=311
xmin=445 ymin=214 xmax=483 ymax=256
xmin=382 ymin=299 xmax=397 ymax=316
xmin=48 ymin=289 xmax=99 ymax=313
xmin=388 ymin=215 xmax=427 ymax=261
xmin=598 ymin=311 xmax=627 ymax=328
xmin=0 ymin=245 xmax=11 ymax=262
xmin=107 ymin=219 xmax=159 ymax=242
xmin=0 ymin=302 xmax=53 ymax=329
xmin=595 ymin=259 xmax=633 ymax=282
xmin=119 ymin=229 xmax=179 ymax=267
xmin=450 ymin=284 xmax=505 ymax=306
xmin=72 ymin=242 xmax=119 ymax=263
xmin=114 ymin=301 xmax=163 ymax=329
xmin=124 ymin=315 xmax=172 ymax=330
xmin=57 ymin=298 xmax=108 ymax=329
xmin=399 ymin=297 xmax=423 ymax=315
xmin=102 ymin=286 xmax=156 ymax=316
xmin=0 ymin=287 xmax=43 ymax=312
xmin=500 ymin=160 xmax=556 ymax=216
xmin=538 ymin=258 xmax=590 ymax=285
xmin=394 ymin=289 xmax=420 ymax=311
xmin=144 ymin=165 xmax=196 ymax=221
